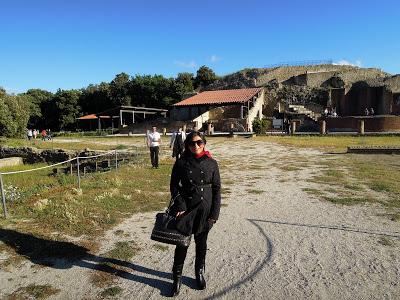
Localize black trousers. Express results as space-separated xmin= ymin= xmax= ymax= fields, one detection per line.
xmin=149 ymin=146 xmax=159 ymax=167
xmin=173 ymin=230 xmax=209 ymax=267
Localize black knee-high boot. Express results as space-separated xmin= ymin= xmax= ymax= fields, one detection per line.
xmin=171 ymin=263 xmax=184 ymax=296
xmin=195 ymin=259 xmax=206 ymax=290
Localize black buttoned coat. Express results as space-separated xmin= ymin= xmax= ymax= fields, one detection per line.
xmin=170 ymin=153 xmax=221 ymax=235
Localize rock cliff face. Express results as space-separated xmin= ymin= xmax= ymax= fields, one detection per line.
xmin=205 ymin=65 xmax=396 ymax=111
xmin=206 ymin=65 xmax=390 ymax=91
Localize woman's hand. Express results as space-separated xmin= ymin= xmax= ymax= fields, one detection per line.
xmin=176 ymin=211 xmax=186 ymax=218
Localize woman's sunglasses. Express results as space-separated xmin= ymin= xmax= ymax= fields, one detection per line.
xmin=188 ymin=140 xmax=204 ymax=147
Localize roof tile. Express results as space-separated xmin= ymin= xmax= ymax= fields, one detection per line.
xmin=174 ymin=87 xmax=262 ymax=106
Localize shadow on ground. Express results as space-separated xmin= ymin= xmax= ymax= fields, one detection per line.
xmin=0 ymin=228 xmax=197 ymax=297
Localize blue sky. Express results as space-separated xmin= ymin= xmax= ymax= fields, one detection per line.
xmin=1 ymin=0 xmax=399 ymax=93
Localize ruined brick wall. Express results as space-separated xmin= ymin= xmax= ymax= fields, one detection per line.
xmin=325 ymin=116 xmax=400 ymax=132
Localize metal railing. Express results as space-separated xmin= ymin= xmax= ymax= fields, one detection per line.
xmin=0 ymin=149 xmax=138 ymax=219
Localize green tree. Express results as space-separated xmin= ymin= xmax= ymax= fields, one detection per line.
xmin=130 ymin=74 xmax=178 ymax=108
xmin=175 ymin=72 xmax=194 ymax=97
xmin=0 ymin=93 xmax=30 ymax=137
xmin=24 ymin=89 xmax=53 ymax=128
xmin=109 ymin=73 xmax=131 ymax=106
xmin=195 ymin=66 xmax=218 ymax=88
xmin=79 ymin=82 xmax=112 ymax=115
xmin=43 ymin=89 xmax=81 ymax=131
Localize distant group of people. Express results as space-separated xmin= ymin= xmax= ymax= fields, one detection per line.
xmin=324 ymin=107 xmax=338 ymax=117
xmin=365 ymin=107 xmax=375 ymax=116
xmin=26 ymin=128 xmax=52 ymax=141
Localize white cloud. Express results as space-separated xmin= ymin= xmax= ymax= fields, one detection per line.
xmin=333 ymin=59 xmax=362 ymax=67
xmin=174 ymin=60 xmax=197 ymax=68
xmin=209 ymin=54 xmax=221 ymax=63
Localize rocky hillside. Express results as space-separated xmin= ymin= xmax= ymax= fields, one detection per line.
xmin=206 ymin=64 xmax=390 ymax=90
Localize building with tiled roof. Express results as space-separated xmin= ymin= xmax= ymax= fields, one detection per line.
xmin=171 ymin=87 xmax=265 ymax=132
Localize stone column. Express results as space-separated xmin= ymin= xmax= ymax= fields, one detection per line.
xmin=163 ymin=128 xmax=167 ymax=135
xmin=291 ymin=121 xmax=296 ymax=135
xmin=183 ymin=124 xmax=187 ymax=132
xmin=359 ymin=119 xmax=365 ymax=135
xmin=320 ymin=120 xmax=326 ymax=135
xmin=207 ymin=123 xmax=212 ymax=135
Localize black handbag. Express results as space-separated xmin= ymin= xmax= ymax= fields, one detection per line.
xmin=150 ymin=194 xmax=191 ymax=247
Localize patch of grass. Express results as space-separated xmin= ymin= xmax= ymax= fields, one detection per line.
xmin=279 ymin=165 xmax=301 ymax=172
xmin=8 ymin=284 xmax=60 ymax=299
xmin=370 ymin=182 xmax=393 ymax=192
xmin=114 ymin=230 xmax=124 ymax=236
xmin=91 ymin=270 xmax=117 ymax=288
xmin=221 ymin=187 xmax=231 ymax=195
xmin=224 ymin=179 xmax=235 ymax=185
xmin=377 ymin=237 xmax=395 ymax=247
xmin=323 ymin=196 xmax=374 ymax=205
xmin=254 ymin=135 xmax=400 ymax=152
xmin=1 ymin=157 xmax=172 ymax=237
xmin=105 ymin=241 xmax=140 ymax=261
xmin=302 ymin=188 xmax=324 ymax=196
xmin=100 ymin=286 xmax=123 ymax=298
xmin=152 ymin=244 xmax=169 ymax=251
xmin=246 ymin=189 xmax=264 ymax=194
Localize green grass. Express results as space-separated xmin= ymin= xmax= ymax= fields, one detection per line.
xmin=104 ymin=241 xmax=139 ymax=261
xmin=0 ymin=136 xmax=148 ymax=151
xmin=0 ymin=156 xmax=172 ymax=237
xmin=152 ymin=244 xmax=169 ymax=251
xmin=246 ymin=189 xmax=264 ymax=194
xmin=8 ymin=284 xmax=60 ymax=299
xmin=100 ymin=286 xmax=123 ymax=298
xmin=253 ymin=135 xmax=400 ymax=152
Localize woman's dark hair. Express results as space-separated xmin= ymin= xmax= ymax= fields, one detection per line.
xmin=184 ymin=131 xmax=207 ymax=155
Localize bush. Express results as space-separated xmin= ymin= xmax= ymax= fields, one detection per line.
xmin=252 ymin=118 xmax=270 ymax=134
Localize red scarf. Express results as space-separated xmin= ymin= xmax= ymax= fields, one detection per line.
xmin=195 ymin=150 xmax=212 ymax=159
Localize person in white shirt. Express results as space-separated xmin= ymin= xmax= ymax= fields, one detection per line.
xmin=147 ymin=126 xmax=162 ymax=168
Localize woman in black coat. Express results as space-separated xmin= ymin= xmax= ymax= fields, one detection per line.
xmin=169 ymin=131 xmax=221 ymax=296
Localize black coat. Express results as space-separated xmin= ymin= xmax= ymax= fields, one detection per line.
xmin=170 ymin=153 xmax=221 ymax=235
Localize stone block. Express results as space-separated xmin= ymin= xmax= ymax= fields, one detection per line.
xmin=0 ymin=157 xmax=23 ymax=169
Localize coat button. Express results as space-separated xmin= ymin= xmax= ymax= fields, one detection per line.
xmin=201 ymin=180 xmax=204 ymax=183
xmin=190 ymin=179 xmax=193 ymax=183
xmin=201 ymin=196 xmax=203 ymax=199
xmin=201 ymin=188 xmax=204 ymax=191
xmin=189 ymin=171 xmax=192 ymax=174
xmin=200 ymin=171 xmax=204 ymax=174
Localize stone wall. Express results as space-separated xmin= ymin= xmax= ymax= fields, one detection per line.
xmin=0 ymin=147 xmax=108 ymax=164
xmin=325 ymin=115 xmax=400 ymax=132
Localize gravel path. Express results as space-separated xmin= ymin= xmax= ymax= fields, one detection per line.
xmin=1 ymin=140 xmax=399 ymax=299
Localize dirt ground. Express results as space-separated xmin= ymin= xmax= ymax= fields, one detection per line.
xmin=1 ymin=139 xmax=399 ymax=299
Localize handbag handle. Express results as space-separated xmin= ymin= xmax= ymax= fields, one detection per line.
xmin=166 ymin=193 xmax=180 ymax=215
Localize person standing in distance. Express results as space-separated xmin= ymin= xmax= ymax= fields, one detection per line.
xmin=170 ymin=127 xmax=186 ymax=161
xmin=147 ymin=126 xmax=162 ymax=168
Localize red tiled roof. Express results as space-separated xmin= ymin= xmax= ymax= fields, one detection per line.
xmin=77 ymin=114 xmax=111 ymax=120
xmin=174 ymin=87 xmax=262 ymax=106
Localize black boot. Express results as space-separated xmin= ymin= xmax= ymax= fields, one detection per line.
xmin=195 ymin=260 xmax=206 ymax=290
xmin=171 ymin=264 xmax=183 ymax=297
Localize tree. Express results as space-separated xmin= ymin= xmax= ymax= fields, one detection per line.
xmin=195 ymin=66 xmax=218 ymax=88
xmin=130 ymin=74 xmax=178 ymax=108
xmin=79 ymin=82 xmax=112 ymax=115
xmin=109 ymin=73 xmax=131 ymax=106
xmin=24 ymin=89 xmax=53 ymax=128
xmin=42 ymin=89 xmax=81 ymax=131
xmin=0 ymin=93 xmax=30 ymax=137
